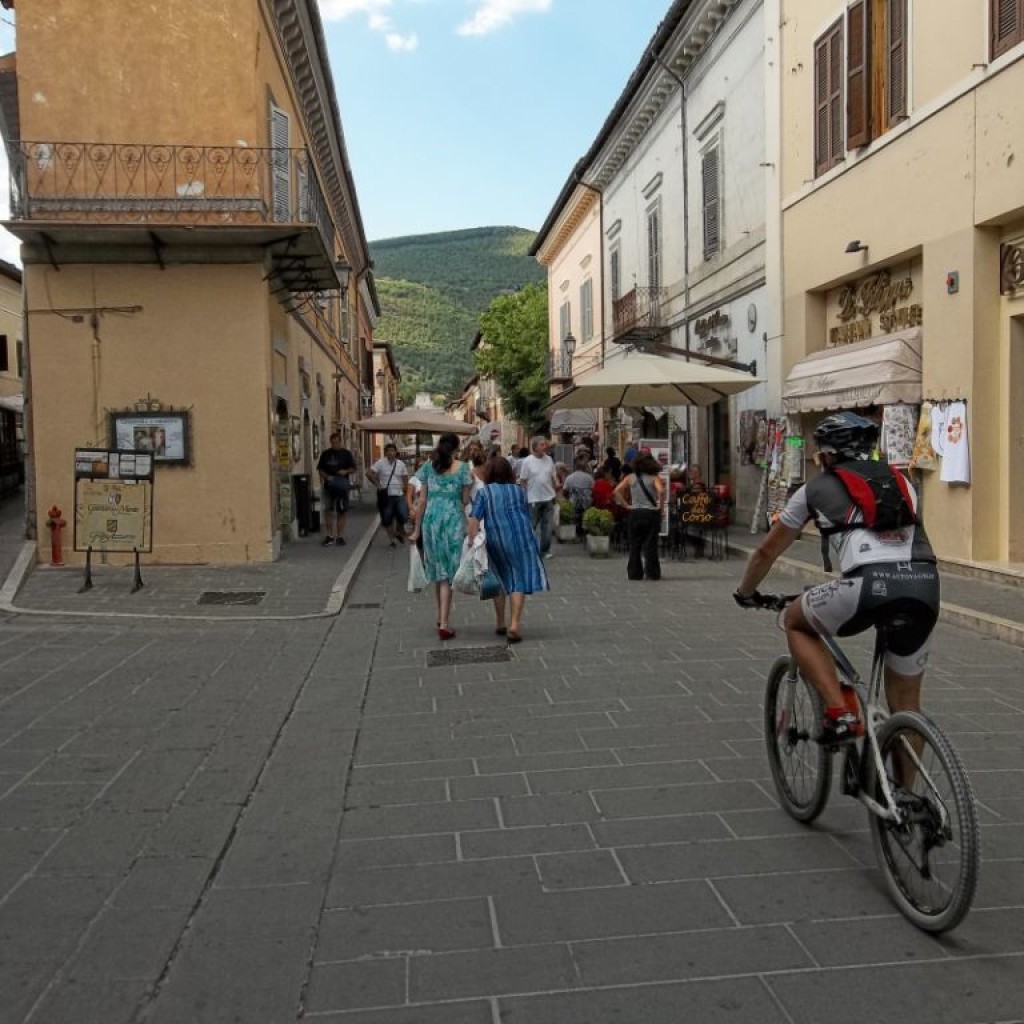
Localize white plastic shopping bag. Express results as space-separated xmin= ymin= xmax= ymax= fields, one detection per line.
xmin=407 ymin=545 xmax=428 ymax=593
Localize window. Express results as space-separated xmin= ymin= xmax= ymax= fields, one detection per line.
xmin=269 ymin=101 xmax=291 ymax=222
xmin=992 ymin=0 xmax=1024 ymax=57
xmin=816 ymin=1 xmax=909 ymax=175
xmin=814 ymin=19 xmax=844 ymax=175
xmin=609 ymin=244 xmax=621 ymax=302
xmin=0 ymin=334 xmax=7 ymax=372
xmin=646 ymin=201 xmax=662 ymax=290
xmin=580 ymin=278 xmax=593 ymax=341
xmin=559 ymin=300 xmax=571 ymax=341
xmin=701 ymin=142 xmax=721 ymax=260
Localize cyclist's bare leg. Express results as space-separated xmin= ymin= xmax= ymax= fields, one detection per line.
xmin=783 ymin=601 xmax=845 ymax=710
xmin=885 ymin=667 xmax=924 ymax=787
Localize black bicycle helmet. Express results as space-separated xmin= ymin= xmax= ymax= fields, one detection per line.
xmin=812 ymin=411 xmax=878 ymax=457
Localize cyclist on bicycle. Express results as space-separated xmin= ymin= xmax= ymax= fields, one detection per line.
xmin=733 ymin=411 xmax=940 ymax=745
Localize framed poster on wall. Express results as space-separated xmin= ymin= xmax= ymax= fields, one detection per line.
xmin=110 ymin=410 xmax=190 ymax=464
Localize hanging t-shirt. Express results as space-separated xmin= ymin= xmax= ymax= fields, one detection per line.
xmin=930 ymin=402 xmax=947 ymax=460
xmin=940 ymin=400 xmax=971 ymax=484
xmin=910 ymin=401 xmax=938 ymax=471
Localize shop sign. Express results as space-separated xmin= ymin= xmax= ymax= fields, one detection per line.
xmin=679 ymin=489 xmax=714 ymax=525
xmin=73 ymin=448 xmax=154 ymax=553
xmin=695 ymin=310 xmax=730 ymax=338
xmin=1001 ymin=241 xmax=1024 ymax=295
xmin=830 ymin=270 xmax=921 ymax=346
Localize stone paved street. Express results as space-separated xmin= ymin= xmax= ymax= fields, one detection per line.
xmin=1 ymin=509 xmax=1023 ymax=1023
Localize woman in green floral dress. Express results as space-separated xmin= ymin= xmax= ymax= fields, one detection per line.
xmin=410 ymin=433 xmax=473 ymax=640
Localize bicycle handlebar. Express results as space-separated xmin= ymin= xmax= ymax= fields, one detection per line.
xmin=734 ymin=591 xmax=801 ymax=611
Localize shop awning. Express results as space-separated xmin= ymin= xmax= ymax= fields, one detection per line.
xmin=783 ymin=328 xmax=922 ymax=413
xmin=0 ymin=394 xmax=23 ymax=413
xmin=550 ymin=407 xmax=599 ymax=434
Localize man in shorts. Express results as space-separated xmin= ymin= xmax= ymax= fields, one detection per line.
xmin=366 ymin=442 xmax=409 ymax=546
xmin=733 ymin=411 xmax=940 ymax=745
xmin=317 ymin=432 xmax=356 ymax=546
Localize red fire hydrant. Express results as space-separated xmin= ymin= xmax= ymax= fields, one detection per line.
xmin=45 ymin=505 xmax=66 ymax=566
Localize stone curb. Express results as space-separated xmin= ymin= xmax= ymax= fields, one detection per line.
xmin=0 ymin=518 xmax=379 ymax=622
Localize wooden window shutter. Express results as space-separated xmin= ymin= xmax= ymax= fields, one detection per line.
xmin=647 ymin=207 xmax=661 ymax=290
xmin=269 ymin=103 xmax=291 ymax=222
xmin=0 ymin=335 xmax=7 ymax=373
xmin=702 ymin=146 xmax=721 ymax=258
xmin=846 ymin=0 xmax=871 ymax=148
xmin=814 ymin=20 xmax=843 ymax=175
xmin=887 ymin=0 xmax=908 ymax=122
xmin=992 ymin=0 xmax=1024 ymax=58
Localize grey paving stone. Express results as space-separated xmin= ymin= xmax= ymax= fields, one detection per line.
xmin=526 ymin=760 xmax=714 ymax=795
xmin=349 ymin=758 xmax=476 ymax=782
xmin=214 ymin=828 xmax=337 ymax=888
xmin=594 ymin=780 xmax=774 ymax=818
xmin=335 ymin=834 xmax=457 ymax=870
xmin=144 ymin=884 xmax=321 ymax=1024
xmin=499 ymin=792 xmax=602 ymax=827
xmin=536 ymin=850 xmax=626 ymax=890
xmin=112 ymin=855 xmax=216 ymax=909
xmin=617 ymin=832 xmax=857 ymax=884
xmin=0 ymin=782 xmax=102 ymax=829
xmin=449 ymin=773 xmax=528 ymax=800
xmin=65 ymin=906 xmax=189 ymax=979
xmin=328 ymin=857 xmax=540 ymax=907
xmin=21 ymin=975 xmax=152 ymax=1024
xmin=305 ymin=957 xmax=407 ymax=1013
xmin=302 ymin=1002 xmax=494 ymax=1024
xmin=39 ymin=809 xmax=162 ymax=876
xmin=409 ymin=943 xmax=578 ymax=1001
xmin=767 ymin=956 xmax=1024 ymax=1024
xmin=354 ymin=735 xmax=517 ymax=765
xmin=475 ymin=749 xmax=619 ymax=775
xmin=316 ymin=897 xmax=493 ymax=960
xmin=339 ymin=799 xmax=498 ymax=839
xmin=573 ymin=922 xmax=813 ymax=985
xmin=141 ymin=802 xmax=239 ymax=858
xmin=493 ymin=882 xmax=733 ymax=945
xmin=613 ymin=738 xmax=741 ymax=763
xmin=498 ymin=975 xmax=791 ymax=1024
xmin=345 ymin=776 xmax=449 ymax=807
xmin=0 ymin=828 xmax=62 ymax=894
xmin=460 ymin=824 xmax=596 ymax=860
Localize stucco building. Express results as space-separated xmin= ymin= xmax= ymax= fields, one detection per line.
xmin=778 ymin=0 xmax=1024 ymax=563
xmin=0 ymin=0 xmax=378 ymax=563
xmin=0 ymin=258 xmax=23 ymax=494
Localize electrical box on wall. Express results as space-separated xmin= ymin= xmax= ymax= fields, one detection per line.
xmin=946 ymin=271 xmax=960 ymax=294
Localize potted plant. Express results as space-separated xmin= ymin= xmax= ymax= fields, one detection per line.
xmin=556 ymin=497 xmax=578 ymax=542
xmin=582 ymin=507 xmax=615 ymax=557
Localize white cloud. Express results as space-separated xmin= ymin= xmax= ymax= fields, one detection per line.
xmin=456 ymin=0 xmax=551 ymax=37
xmin=320 ymin=0 xmax=417 ymax=52
xmin=386 ymin=32 xmax=419 ymax=51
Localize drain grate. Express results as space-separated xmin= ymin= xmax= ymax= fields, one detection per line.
xmin=427 ymin=645 xmax=512 ymax=668
xmin=197 ymin=591 xmax=266 ymax=606
xmin=348 ymin=602 xmax=383 ymax=609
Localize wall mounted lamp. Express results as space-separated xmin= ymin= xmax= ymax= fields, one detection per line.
xmin=844 ymin=240 xmax=868 ymax=254
xmin=563 ymin=331 xmax=577 ymax=358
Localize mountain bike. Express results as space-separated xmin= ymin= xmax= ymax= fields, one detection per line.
xmin=753 ymin=593 xmax=980 ymax=933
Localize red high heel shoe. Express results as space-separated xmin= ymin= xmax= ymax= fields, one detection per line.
xmin=437 ymin=627 xmax=456 ymax=641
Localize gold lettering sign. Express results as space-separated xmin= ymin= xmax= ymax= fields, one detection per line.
xmin=837 ymin=270 xmax=913 ymax=322
xmin=695 ymin=310 xmax=730 ymax=337
xmin=78 ymin=480 xmax=150 ymax=552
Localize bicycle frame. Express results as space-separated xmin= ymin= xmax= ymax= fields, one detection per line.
xmin=778 ymin=610 xmax=951 ymax=831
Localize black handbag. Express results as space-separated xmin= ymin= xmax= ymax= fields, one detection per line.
xmin=376 ymin=463 xmax=397 ymax=513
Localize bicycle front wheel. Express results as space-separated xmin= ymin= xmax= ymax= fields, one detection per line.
xmin=868 ymin=711 xmax=980 ymax=933
xmin=763 ymin=656 xmax=832 ymax=822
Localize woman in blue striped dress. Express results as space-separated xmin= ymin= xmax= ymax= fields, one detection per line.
xmin=468 ymin=456 xmax=549 ymax=643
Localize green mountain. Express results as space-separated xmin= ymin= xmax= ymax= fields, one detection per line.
xmin=370 ymin=226 xmax=546 ymax=399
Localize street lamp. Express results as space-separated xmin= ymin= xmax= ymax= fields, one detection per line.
xmin=375 ymin=368 xmax=385 ymax=388
xmin=563 ymin=332 xmax=577 ymax=358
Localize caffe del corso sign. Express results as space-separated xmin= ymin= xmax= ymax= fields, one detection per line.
xmin=827 ymin=266 xmax=923 ymax=347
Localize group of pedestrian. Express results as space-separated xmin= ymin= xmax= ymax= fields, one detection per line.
xmin=408 ymin=433 xmax=549 ymax=642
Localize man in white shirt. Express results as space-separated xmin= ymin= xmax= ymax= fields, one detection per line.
xmin=518 ymin=435 xmax=560 ymax=558
xmin=366 ymin=443 xmax=410 ymax=546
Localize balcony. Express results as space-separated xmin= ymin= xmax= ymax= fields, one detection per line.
xmin=547 ymin=351 xmax=574 ymax=385
xmin=5 ymin=141 xmax=339 ymax=291
xmin=611 ymin=286 xmax=668 ymax=346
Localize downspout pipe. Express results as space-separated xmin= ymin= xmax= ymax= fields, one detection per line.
xmin=571 ymin=175 xmax=604 ymax=369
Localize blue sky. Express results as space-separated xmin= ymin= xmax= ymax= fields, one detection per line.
xmin=0 ymin=1 xmax=674 ymax=259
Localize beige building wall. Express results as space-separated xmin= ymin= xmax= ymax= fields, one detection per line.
xmin=780 ymin=2 xmax=1024 ymax=563
xmin=27 ymin=264 xmax=276 ymax=563
xmin=0 ymin=271 xmax=20 ymax=402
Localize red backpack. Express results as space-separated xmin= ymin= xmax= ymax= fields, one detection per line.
xmin=823 ymin=459 xmax=918 ymax=535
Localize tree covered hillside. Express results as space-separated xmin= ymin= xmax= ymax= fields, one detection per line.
xmin=371 ymin=226 xmax=546 ymax=398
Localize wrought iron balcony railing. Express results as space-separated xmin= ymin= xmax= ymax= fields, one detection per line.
xmin=612 ymin=285 xmax=668 ymax=345
xmin=7 ymin=141 xmax=333 ymax=246
xmin=547 ymin=351 xmax=574 ymax=384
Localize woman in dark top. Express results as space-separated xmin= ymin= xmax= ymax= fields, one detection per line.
xmin=613 ymin=453 xmax=665 ymax=581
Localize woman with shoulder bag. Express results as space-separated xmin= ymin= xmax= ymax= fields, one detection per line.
xmin=613 ymin=452 xmax=665 ymax=581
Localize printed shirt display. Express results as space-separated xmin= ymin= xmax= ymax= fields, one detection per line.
xmin=939 ymin=400 xmax=971 ymax=484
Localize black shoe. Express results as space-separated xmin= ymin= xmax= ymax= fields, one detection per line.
xmin=321 ymin=536 xmax=333 ymax=547
xmin=335 ymin=536 xmax=346 ymax=546
xmin=818 ymin=711 xmax=860 ymax=746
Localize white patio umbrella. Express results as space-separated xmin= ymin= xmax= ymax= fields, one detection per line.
xmin=546 ymin=351 xmax=761 ymax=410
xmin=353 ymin=409 xmax=477 ymax=435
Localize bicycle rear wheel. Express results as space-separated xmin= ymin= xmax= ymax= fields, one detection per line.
xmin=868 ymin=711 xmax=980 ymax=933
xmin=763 ymin=656 xmax=832 ymax=822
